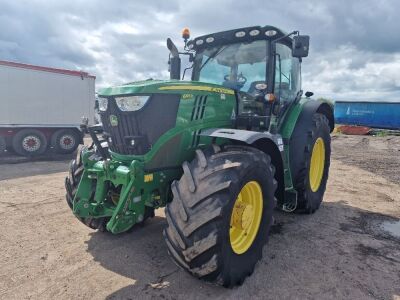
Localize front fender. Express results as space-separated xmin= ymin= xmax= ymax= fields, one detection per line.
xmin=200 ymin=128 xmax=284 ymax=151
xmin=200 ymin=127 xmax=287 ymax=207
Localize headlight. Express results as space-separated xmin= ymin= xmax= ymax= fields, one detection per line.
xmin=98 ymin=97 xmax=108 ymax=111
xmin=115 ymin=95 xmax=150 ymax=111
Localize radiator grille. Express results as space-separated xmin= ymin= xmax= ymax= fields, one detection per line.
xmin=100 ymin=94 xmax=180 ymax=155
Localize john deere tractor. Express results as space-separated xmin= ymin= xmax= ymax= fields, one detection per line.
xmin=65 ymin=25 xmax=334 ymax=287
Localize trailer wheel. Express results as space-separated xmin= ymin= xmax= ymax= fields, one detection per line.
xmin=0 ymin=136 xmax=6 ymax=155
xmin=51 ymin=129 xmax=80 ymax=154
xmin=164 ymin=145 xmax=277 ymax=287
xmin=65 ymin=146 xmax=108 ymax=230
xmin=12 ymin=129 xmax=48 ymax=156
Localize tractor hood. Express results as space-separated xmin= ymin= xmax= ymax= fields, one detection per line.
xmin=97 ymin=79 xmax=236 ymax=156
xmin=98 ymin=79 xmax=234 ymax=97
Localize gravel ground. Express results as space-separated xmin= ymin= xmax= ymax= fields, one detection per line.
xmin=0 ymin=135 xmax=399 ymax=300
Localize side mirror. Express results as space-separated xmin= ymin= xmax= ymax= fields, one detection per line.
xmin=167 ymin=38 xmax=179 ymax=58
xmin=292 ymin=35 xmax=310 ymax=58
xmin=167 ymin=38 xmax=181 ymax=80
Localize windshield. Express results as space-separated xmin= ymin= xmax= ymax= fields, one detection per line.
xmin=192 ymin=40 xmax=268 ymax=93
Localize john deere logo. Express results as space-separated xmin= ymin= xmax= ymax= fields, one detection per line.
xmin=110 ymin=115 xmax=118 ymax=126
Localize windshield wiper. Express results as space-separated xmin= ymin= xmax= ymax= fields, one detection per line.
xmin=198 ymin=45 xmax=228 ymax=72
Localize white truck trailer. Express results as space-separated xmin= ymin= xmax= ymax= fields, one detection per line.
xmin=0 ymin=60 xmax=96 ymax=156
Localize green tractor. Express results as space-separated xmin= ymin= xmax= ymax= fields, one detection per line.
xmin=65 ymin=25 xmax=334 ymax=287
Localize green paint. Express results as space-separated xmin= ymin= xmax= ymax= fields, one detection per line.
xmin=73 ymin=80 xmax=325 ymax=233
xmin=73 ymin=83 xmax=236 ymax=233
xmin=71 ymin=30 xmax=333 ymax=233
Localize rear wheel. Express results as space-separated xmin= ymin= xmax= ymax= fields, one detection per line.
xmin=65 ymin=146 xmax=108 ymax=230
xmin=164 ymin=145 xmax=277 ymax=287
xmin=12 ymin=129 xmax=48 ymax=156
xmin=51 ymin=129 xmax=80 ymax=154
xmin=294 ymin=113 xmax=331 ymax=213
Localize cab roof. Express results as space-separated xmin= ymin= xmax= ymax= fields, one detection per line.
xmin=188 ymin=25 xmax=291 ymax=51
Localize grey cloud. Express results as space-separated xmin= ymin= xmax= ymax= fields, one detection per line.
xmin=0 ymin=0 xmax=399 ymax=100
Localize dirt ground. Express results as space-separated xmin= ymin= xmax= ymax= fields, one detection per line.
xmin=0 ymin=135 xmax=399 ymax=300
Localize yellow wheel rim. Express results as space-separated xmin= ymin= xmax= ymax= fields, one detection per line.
xmin=229 ymin=181 xmax=263 ymax=255
xmin=309 ymin=137 xmax=326 ymax=192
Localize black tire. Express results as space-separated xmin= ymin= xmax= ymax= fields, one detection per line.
xmin=0 ymin=136 xmax=6 ymax=155
xmin=12 ymin=129 xmax=48 ymax=156
xmin=164 ymin=145 xmax=277 ymax=287
xmin=51 ymin=129 xmax=80 ymax=154
xmin=65 ymin=146 xmax=108 ymax=230
xmin=293 ymin=113 xmax=331 ymax=213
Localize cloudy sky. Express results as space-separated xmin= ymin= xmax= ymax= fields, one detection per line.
xmin=1 ymin=0 xmax=399 ymax=101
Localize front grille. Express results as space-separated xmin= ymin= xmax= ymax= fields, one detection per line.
xmin=100 ymin=94 xmax=180 ymax=155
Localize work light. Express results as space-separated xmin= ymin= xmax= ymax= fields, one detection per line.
xmin=98 ymin=97 xmax=108 ymax=111
xmin=265 ymin=30 xmax=277 ymax=37
xmin=249 ymin=29 xmax=260 ymax=36
xmin=206 ymin=37 xmax=214 ymax=43
xmin=235 ymin=31 xmax=246 ymax=38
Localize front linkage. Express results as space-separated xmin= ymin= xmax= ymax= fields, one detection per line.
xmin=71 ymin=145 xmax=176 ymax=233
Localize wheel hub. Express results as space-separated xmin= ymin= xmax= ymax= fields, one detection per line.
xmin=22 ymin=136 xmax=40 ymax=152
xmin=309 ymin=137 xmax=326 ymax=192
xmin=230 ymin=201 xmax=254 ymax=231
xmin=60 ymin=135 xmax=75 ymax=150
xmin=229 ymin=181 xmax=263 ymax=254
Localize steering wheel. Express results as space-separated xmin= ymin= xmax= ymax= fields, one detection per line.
xmin=224 ymin=73 xmax=247 ymax=85
xmin=237 ymin=73 xmax=247 ymax=85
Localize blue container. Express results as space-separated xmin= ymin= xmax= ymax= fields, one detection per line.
xmin=334 ymin=101 xmax=400 ymax=130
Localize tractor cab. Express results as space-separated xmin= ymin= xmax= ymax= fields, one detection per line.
xmin=169 ymin=25 xmax=309 ymax=131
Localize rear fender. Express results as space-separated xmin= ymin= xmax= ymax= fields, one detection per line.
xmin=287 ymin=100 xmax=334 ymax=184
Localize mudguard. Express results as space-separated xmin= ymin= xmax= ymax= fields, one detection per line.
xmin=200 ymin=128 xmax=284 ymax=151
xmin=289 ymin=99 xmax=334 ymax=185
xmin=201 ymin=127 xmax=287 ymax=208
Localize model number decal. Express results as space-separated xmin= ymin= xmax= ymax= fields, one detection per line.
xmin=182 ymin=94 xmax=193 ymax=99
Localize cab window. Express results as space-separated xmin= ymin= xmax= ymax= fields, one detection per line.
xmin=193 ymin=40 xmax=267 ymax=93
xmin=275 ymin=43 xmax=300 ymax=102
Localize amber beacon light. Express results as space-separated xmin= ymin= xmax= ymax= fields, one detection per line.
xmin=182 ymin=27 xmax=190 ymax=41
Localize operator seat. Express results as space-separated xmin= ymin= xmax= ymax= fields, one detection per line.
xmin=275 ymin=82 xmax=291 ymax=102
xmin=247 ymin=81 xmax=267 ymax=95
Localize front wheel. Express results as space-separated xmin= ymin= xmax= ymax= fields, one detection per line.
xmin=65 ymin=146 xmax=108 ymax=230
xmin=164 ymin=145 xmax=277 ymax=287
